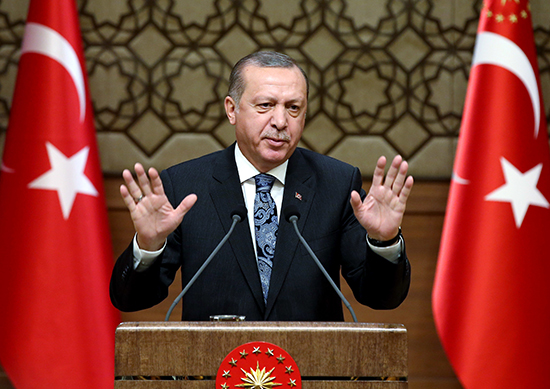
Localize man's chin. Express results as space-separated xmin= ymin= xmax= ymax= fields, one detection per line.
xmin=258 ymin=149 xmax=292 ymax=170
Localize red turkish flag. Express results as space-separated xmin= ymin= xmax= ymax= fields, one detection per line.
xmin=0 ymin=0 xmax=119 ymax=387
xmin=433 ymin=1 xmax=550 ymax=388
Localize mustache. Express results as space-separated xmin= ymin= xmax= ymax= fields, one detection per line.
xmin=262 ymin=131 xmax=291 ymax=141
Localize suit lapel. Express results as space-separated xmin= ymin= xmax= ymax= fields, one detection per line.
xmin=265 ymin=149 xmax=316 ymax=319
xmin=210 ymin=144 xmax=265 ymax=313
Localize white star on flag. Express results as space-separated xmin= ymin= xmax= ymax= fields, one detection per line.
xmin=485 ymin=157 xmax=549 ymax=228
xmin=28 ymin=142 xmax=98 ymax=219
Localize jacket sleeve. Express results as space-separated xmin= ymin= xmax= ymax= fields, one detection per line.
xmin=109 ymin=170 xmax=182 ymax=312
xmin=109 ymin=243 xmax=173 ymax=311
xmin=339 ymin=167 xmax=411 ymax=309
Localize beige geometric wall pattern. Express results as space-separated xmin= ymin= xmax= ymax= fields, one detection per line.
xmin=1 ymin=0 xmax=550 ymax=178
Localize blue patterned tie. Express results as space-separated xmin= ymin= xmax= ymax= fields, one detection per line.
xmin=254 ymin=173 xmax=278 ymax=305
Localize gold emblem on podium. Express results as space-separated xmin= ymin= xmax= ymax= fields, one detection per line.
xmin=216 ymin=341 xmax=301 ymax=388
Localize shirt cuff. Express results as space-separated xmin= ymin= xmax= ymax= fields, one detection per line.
xmin=366 ymin=234 xmax=402 ymax=264
xmin=132 ymin=234 xmax=166 ymax=272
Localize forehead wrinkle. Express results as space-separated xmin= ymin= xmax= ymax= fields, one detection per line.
xmin=242 ymin=67 xmax=306 ymax=98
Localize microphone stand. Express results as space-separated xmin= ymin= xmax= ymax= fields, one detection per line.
xmin=165 ymin=210 xmax=244 ymax=321
xmin=288 ymin=214 xmax=358 ymax=323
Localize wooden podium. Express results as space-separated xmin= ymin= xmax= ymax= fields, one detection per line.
xmin=115 ymin=321 xmax=407 ymax=388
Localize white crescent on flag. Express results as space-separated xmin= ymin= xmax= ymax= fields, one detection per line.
xmin=472 ymin=31 xmax=540 ymax=138
xmin=21 ymin=22 xmax=86 ymax=122
xmin=452 ymin=31 xmax=541 ymax=186
xmin=451 ymin=172 xmax=470 ymax=185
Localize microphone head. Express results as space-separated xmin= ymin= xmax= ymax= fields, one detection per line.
xmin=283 ymin=205 xmax=301 ymax=222
xmin=231 ymin=205 xmax=247 ymax=222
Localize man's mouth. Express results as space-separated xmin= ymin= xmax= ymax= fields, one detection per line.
xmin=264 ymin=137 xmax=289 ymax=148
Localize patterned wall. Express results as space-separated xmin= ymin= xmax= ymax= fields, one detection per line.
xmin=1 ymin=0 xmax=550 ymax=178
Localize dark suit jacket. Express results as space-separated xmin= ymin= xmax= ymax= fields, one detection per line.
xmin=110 ymin=144 xmax=410 ymax=321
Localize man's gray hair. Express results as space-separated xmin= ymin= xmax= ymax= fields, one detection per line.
xmin=227 ymin=51 xmax=309 ymax=108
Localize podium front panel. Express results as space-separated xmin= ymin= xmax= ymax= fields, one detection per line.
xmin=115 ymin=321 xmax=407 ymax=388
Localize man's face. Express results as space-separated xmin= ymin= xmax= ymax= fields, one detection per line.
xmin=224 ymin=65 xmax=308 ymax=172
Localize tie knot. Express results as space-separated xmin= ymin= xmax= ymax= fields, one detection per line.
xmin=255 ymin=173 xmax=275 ymax=193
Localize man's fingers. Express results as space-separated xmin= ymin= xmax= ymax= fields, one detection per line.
xmin=120 ymin=184 xmax=137 ymax=212
xmin=148 ymin=167 xmax=165 ymax=196
xmin=135 ymin=163 xmax=153 ymax=196
xmin=175 ymin=194 xmax=198 ymax=217
xmin=349 ymin=190 xmax=363 ymax=214
xmin=399 ymin=176 xmax=414 ymax=204
xmin=391 ymin=159 xmax=409 ymax=195
xmin=122 ymin=168 xmax=143 ymax=202
xmin=383 ymin=155 xmax=402 ymax=189
xmin=371 ymin=156 xmax=387 ymax=187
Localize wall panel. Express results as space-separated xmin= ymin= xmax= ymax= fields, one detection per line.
xmin=2 ymin=0 xmax=550 ymax=180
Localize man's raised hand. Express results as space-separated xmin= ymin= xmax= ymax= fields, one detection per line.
xmin=120 ymin=163 xmax=197 ymax=251
xmin=350 ymin=155 xmax=414 ymax=242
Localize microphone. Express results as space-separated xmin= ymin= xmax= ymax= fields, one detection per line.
xmin=283 ymin=205 xmax=358 ymax=322
xmin=165 ymin=205 xmax=247 ymax=321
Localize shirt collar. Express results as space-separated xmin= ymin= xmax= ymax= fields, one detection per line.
xmin=235 ymin=143 xmax=288 ymax=185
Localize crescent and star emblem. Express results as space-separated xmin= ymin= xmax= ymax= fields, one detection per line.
xmin=1 ymin=22 xmax=87 ymax=175
xmin=452 ymin=30 xmax=541 ymax=187
xmin=5 ymin=22 xmax=99 ymax=220
xmin=452 ymin=29 xmax=550 ymax=228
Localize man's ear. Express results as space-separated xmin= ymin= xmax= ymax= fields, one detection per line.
xmin=224 ymin=96 xmax=237 ymax=125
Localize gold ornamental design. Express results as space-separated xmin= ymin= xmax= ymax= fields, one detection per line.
xmin=235 ymin=361 xmax=282 ymax=388
xmin=216 ymin=341 xmax=301 ymax=388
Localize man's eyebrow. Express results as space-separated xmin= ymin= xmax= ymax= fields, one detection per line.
xmin=250 ymin=95 xmax=306 ymax=105
xmin=286 ymin=97 xmax=305 ymax=104
xmin=251 ymin=95 xmax=275 ymax=102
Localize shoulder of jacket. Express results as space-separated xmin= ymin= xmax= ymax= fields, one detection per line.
xmin=295 ymin=147 xmax=358 ymax=173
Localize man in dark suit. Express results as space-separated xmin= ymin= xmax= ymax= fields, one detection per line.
xmin=110 ymin=51 xmax=414 ymax=321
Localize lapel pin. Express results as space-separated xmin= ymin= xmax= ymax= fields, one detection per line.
xmin=295 ymin=192 xmax=302 ymax=201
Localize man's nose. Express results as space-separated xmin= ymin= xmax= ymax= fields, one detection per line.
xmin=271 ymin=105 xmax=288 ymax=130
